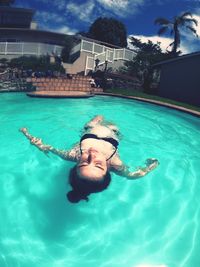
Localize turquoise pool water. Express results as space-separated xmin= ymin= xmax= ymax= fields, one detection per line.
xmin=0 ymin=93 xmax=200 ymax=267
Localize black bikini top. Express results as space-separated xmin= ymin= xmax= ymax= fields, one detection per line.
xmin=80 ymin=133 xmax=119 ymax=160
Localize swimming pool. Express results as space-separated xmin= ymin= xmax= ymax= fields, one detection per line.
xmin=0 ymin=93 xmax=200 ymax=267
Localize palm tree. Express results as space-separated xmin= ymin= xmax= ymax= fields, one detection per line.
xmin=155 ymin=12 xmax=198 ymax=56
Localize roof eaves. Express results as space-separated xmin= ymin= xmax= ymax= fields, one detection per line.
xmin=153 ymin=51 xmax=200 ymax=67
xmin=0 ymin=27 xmax=69 ymax=37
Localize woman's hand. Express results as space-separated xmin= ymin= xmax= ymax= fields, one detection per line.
xmin=20 ymin=128 xmax=51 ymax=155
xmin=145 ymin=158 xmax=159 ymax=171
xmin=20 ymin=127 xmax=28 ymax=133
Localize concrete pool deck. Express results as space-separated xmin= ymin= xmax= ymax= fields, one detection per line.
xmin=27 ymin=90 xmax=94 ymax=98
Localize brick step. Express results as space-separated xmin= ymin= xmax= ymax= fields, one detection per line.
xmin=34 ymin=81 xmax=91 ymax=86
xmin=36 ymin=84 xmax=91 ymax=90
xmin=36 ymin=83 xmax=90 ymax=86
xmin=29 ymin=75 xmax=95 ymax=93
xmin=36 ymin=85 xmax=101 ymax=91
xmin=36 ymin=86 xmax=89 ymax=89
xmin=34 ymin=80 xmax=90 ymax=83
xmin=29 ymin=76 xmax=91 ymax=83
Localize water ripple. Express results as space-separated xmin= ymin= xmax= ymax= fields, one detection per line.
xmin=1 ymin=94 xmax=200 ymax=267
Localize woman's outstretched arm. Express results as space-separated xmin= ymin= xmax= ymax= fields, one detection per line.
xmin=19 ymin=127 xmax=78 ymax=161
xmin=111 ymin=157 xmax=159 ymax=179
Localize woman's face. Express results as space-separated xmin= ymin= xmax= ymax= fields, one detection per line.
xmin=77 ymin=148 xmax=107 ymax=181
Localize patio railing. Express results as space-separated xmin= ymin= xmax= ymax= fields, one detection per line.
xmin=72 ymin=40 xmax=136 ymax=75
xmin=0 ymin=42 xmax=63 ymax=56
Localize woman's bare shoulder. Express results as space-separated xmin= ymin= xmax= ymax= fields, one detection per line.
xmin=109 ymin=153 xmax=124 ymax=170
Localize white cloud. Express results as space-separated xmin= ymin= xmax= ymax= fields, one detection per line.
xmin=35 ymin=10 xmax=77 ymax=35
xmin=128 ymin=34 xmax=173 ymax=52
xmin=36 ymin=11 xmax=65 ymax=25
xmin=35 ymin=0 xmax=49 ymax=3
xmin=33 ymin=0 xmax=67 ymax=9
xmin=175 ymin=13 xmax=199 ymax=41
xmin=65 ymin=0 xmax=146 ymax=22
xmin=128 ymin=34 xmax=189 ymax=54
xmin=97 ymin=0 xmax=130 ymax=11
xmin=175 ymin=12 xmax=200 ymax=53
xmin=51 ymin=26 xmax=77 ymax=35
xmin=66 ymin=0 xmax=95 ymax=23
xmin=127 ymin=11 xmax=200 ymax=55
xmin=183 ymin=13 xmax=200 ymax=38
xmin=193 ymin=14 xmax=200 ymax=35
xmin=54 ymin=0 xmax=67 ymax=11
xmin=96 ymin=0 xmax=145 ymax=17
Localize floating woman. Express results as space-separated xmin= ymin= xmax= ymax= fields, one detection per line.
xmin=20 ymin=115 xmax=159 ymax=203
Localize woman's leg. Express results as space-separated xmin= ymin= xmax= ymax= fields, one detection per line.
xmin=107 ymin=124 xmax=118 ymax=132
xmin=84 ymin=115 xmax=104 ymax=129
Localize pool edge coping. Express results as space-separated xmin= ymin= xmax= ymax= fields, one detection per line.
xmin=95 ymin=92 xmax=200 ymax=117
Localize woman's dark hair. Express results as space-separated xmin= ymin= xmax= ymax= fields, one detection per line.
xmin=67 ymin=166 xmax=111 ymax=203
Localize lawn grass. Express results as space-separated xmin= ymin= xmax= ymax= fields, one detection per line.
xmin=104 ymin=87 xmax=200 ymax=113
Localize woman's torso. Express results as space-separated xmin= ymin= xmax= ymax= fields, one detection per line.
xmin=69 ymin=124 xmax=120 ymax=162
xmin=81 ymin=125 xmax=118 ymax=159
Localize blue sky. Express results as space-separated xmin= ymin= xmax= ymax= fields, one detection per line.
xmin=15 ymin=0 xmax=200 ymax=54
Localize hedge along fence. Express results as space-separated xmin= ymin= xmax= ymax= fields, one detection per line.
xmin=92 ymin=71 xmax=142 ymax=91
